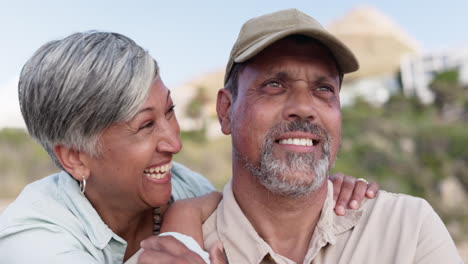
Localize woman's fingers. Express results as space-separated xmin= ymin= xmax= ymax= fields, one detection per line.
xmin=333 ymin=174 xmax=355 ymax=216
xmin=330 ymin=173 xmax=380 ymax=215
xmin=329 ymin=172 xmax=344 ymax=202
xmin=348 ymin=179 xmax=369 ymax=209
xmin=366 ymin=181 xmax=379 ymax=198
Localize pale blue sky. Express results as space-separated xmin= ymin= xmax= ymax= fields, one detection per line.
xmin=1 ymin=0 xmax=467 ymax=127
xmin=1 ymin=0 xmax=468 ymax=88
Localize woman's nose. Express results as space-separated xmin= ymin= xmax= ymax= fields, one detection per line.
xmin=156 ymin=122 xmax=182 ymax=154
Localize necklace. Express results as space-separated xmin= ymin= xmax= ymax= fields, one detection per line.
xmin=152 ymin=196 xmax=174 ymax=235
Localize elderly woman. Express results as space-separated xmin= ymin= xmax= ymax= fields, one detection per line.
xmin=0 ymin=31 xmax=376 ymax=263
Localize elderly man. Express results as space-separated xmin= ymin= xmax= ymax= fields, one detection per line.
xmin=139 ymin=9 xmax=462 ymax=264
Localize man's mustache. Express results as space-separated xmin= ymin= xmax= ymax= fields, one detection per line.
xmin=265 ymin=120 xmax=328 ymax=142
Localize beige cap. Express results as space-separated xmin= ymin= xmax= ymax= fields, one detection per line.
xmin=224 ymin=8 xmax=359 ymax=84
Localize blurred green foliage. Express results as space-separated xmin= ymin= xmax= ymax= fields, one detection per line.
xmin=186 ymin=86 xmax=209 ymax=120
xmin=0 ymin=128 xmax=57 ymax=197
xmin=334 ymin=95 xmax=468 ymax=200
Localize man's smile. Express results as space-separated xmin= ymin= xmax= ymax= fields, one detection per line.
xmin=278 ymin=138 xmax=314 ymax=146
xmin=273 ymin=132 xmax=321 ymax=152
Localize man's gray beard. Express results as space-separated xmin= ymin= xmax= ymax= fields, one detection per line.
xmin=243 ymin=121 xmax=330 ymax=198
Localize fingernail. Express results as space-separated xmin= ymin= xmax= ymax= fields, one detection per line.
xmin=367 ymin=190 xmax=374 ymax=197
xmin=336 ymin=205 xmax=345 ymax=215
xmin=350 ymin=200 xmax=358 ymax=209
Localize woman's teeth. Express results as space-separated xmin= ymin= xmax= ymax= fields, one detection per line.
xmin=278 ymin=138 xmax=314 ymax=146
xmin=144 ymin=162 xmax=172 ymax=179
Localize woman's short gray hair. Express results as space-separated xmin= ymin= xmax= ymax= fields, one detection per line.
xmin=18 ymin=31 xmax=158 ymax=169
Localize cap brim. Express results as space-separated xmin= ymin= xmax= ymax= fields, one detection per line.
xmin=234 ymin=27 xmax=359 ymax=74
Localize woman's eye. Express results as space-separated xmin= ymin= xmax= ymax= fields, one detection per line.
xmin=168 ymin=104 xmax=176 ymax=112
xmin=139 ymin=121 xmax=154 ymax=130
xmin=166 ymin=105 xmax=176 ymax=119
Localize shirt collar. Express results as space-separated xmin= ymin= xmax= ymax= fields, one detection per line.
xmin=58 ymin=171 xmax=126 ymax=249
xmin=315 ymin=181 xmax=363 ymax=244
xmin=216 ymin=179 xmax=363 ymax=263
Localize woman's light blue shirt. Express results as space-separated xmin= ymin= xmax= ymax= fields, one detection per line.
xmin=0 ymin=162 xmax=215 ymax=263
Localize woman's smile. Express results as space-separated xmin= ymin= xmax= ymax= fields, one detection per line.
xmin=144 ymin=162 xmax=173 ymax=182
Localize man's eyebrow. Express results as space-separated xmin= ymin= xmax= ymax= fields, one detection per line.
xmin=275 ymin=71 xmax=290 ymax=79
xmin=269 ymin=71 xmax=338 ymax=84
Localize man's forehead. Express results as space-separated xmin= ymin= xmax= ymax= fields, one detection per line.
xmin=246 ymin=51 xmax=340 ymax=80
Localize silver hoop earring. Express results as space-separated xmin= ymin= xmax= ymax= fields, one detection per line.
xmin=79 ymin=176 xmax=87 ymax=194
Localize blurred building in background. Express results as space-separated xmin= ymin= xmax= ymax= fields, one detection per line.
xmin=401 ymin=45 xmax=468 ymax=103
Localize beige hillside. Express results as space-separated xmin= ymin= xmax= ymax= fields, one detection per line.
xmin=327 ymin=6 xmax=420 ymax=80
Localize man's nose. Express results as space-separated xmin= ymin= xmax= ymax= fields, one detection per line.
xmin=282 ymin=84 xmax=317 ymax=122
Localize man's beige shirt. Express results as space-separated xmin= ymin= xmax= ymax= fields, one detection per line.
xmin=203 ymin=180 xmax=462 ymax=264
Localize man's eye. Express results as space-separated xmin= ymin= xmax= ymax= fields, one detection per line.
xmin=259 ymin=80 xmax=287 ymax=95
xmin=266 ymin=81 xmax=282 ymax=88
xmin=317 ymin=86 xmax=333 ymax=92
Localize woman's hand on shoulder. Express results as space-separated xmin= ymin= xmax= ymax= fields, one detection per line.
xmin=330 ymin=173 xmax=379 ymax=216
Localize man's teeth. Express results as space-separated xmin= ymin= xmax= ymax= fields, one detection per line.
xmin=278 ymin=138 xmax=314 ymax=146
xmin=144 ymin=162 xmax=172 ymax=179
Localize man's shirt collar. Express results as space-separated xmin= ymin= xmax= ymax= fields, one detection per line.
xmin=214 ymin=179 xmax=363 ymax=263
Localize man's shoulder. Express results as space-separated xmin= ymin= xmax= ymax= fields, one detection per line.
xmin=360 ymin=190 xmax=434 ymax=224
xmin=364 ymin=190 xmax=432 ymax=213
xmin=357 ymin=191 xmax=462 ymax=263
xmin=356 ymin=190 xmax=448 ymax=244
xmin=375 ymin=190 xmax=427 ymax=201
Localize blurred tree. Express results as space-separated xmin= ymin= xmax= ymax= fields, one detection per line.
xmin=186 ymin=85 xmax=209 ymax=120
xmin=185 ymin=85 xmax=210 ymax=141
xmin=429 ymin=70 xmax=466 ymax=121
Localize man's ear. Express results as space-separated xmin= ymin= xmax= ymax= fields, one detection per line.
xmin=216 ymin=88 xmax=233 ymax=135
xmin=53 ymin=144 xmax=90 ymax=181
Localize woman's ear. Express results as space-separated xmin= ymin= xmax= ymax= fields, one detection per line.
xmin=53 ymin=145 xmax=90 ymax=181
xmin=216 ymin=88 xmax=233 ymax=135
